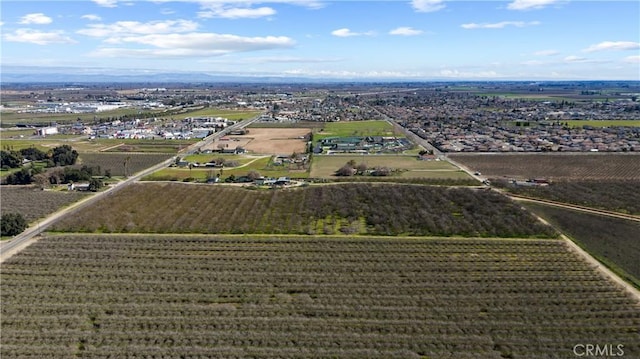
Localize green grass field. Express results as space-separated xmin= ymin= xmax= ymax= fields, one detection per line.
xmin=0 ymin=129 xmax=35 ymax=139
xmin=564 ymin=120 xmax=640 ymax=128
xmin=0 ymin=107 xmax=261 ymax=128
xmin=181 ymin=108 xmax=263 ymax=120
xmin=0 ymin=107 xmax=153 ymax=127
xmin=0 ymin=139 xmax=71 ymax=152
xmin=146 ymin=153 xmax=469 ymax=182
xmin=316 ymin=120 xmax=395 ymax=138
xmin=144 ymin=155 xmax=309 ymax=181
xmin=310 ymin=154 xmax=471 ymax=179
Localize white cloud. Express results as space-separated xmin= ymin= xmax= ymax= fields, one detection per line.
xmin=583 ymin=41 xmax=640 ymax=52
xmin=89 ymin=33 xmax=295 ymax=58
xmin=563 ymin=55 xmax=587 ymax=63
xmin=521 ymin=60 xmax=546 ymax=65
xmin=194 ymin=0 xmax=323 ymax=19
xmin=389 ymin=27 xmax=423 ymax=36
xmin=622 ymin=55 xmax=640 ymax=64
xmin=92 ymin=0 xmax=119 ymax=7
xmin=19 ymin=13 xmax=53 ymax=25
xmin=198 ymin=6 xmax=276 ymax=19
xmin=81 ymin=14 xmax=102 ymax=21
xmin=4 ymin=29 xmax=75 ymax=45
xmin=411 ymin=0 xmax=446 ymax=13
xmin=461 ymin=21 xmax=540 ymax=29
xmin=507 ymin=0 xmax=561 ymax=11
xmin=234 ymin=56 xmax=343 ymax=64
xmin=562 ymin=55 xmax=607 ymax=64
xmin=534 ymin=49 xmax=559 ymax=56
xmin=78 ymin=20 xmax=199 ymax=38
xmin=331 ymin=28 xmax=374 ymax=37
xmin=438 ymin=69 xmax=502 ymax=78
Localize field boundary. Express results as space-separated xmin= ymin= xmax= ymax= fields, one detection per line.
xmin=562 ymin=234 xmax=640 ymax=303
xmin=509 ymin=194 xmax=640 ymax=222
xmin=527 ymin=208 xmax=640 ymax=303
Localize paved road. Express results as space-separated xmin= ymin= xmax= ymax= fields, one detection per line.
xmin=0 ymin=115 xmax=262 ymax=263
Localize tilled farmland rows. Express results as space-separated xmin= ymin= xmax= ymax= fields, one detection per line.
xmin=79 ymin=153 xmax=174 ymax=177
xmin=0 ymin=186 xmax=90 ymax=222
xmin=2 ymin=235 xmax=639 ymax=358
xmin=449 ymin=154 xmax=640 ymax=181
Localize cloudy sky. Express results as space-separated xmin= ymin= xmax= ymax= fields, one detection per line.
xmin=1 ymin=0 xmax=639 ymax=80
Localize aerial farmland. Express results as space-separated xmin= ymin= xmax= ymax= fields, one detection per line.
xmin=2 ymin=81 xmax=639 ymax=358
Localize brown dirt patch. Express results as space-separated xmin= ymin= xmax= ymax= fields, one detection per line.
xmin=217 ymin=128 xmax=311 ymax=155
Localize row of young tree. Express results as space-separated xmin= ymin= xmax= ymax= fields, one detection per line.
xmin=2 ymin=235 xmax=638 ymax=358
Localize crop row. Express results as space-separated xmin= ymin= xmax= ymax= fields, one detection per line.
xmin=51 ymin=182 xmax=557 ymax=237
xmin=525 ymin=203 xmax=640 ymax=287
xmin=496 ymin=179 xmax=640 ymax=215
xmin=449 ymin=153 xmax=640 ymax=181
xmin=0 ymin=186 xmax=89 ymax=222
xmin=2 ymin=235 xmax=639 ymax=358
xmin=79 ymin=153 xmax=173 ymax=177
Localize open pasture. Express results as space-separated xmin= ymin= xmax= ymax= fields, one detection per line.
xmin=314 ymin=120 xmax=396 ymax=141
xmin=0 ymin=107 xmax=150 ymax=127
xmin=310 ymin=154 xmax=470 ymax=179
xmin=0 ymin=128 xmax=36 ymax=139
xmin=0 ymin=139 xmax=83 ymax=152
xmin=51 ymin=182 xmax=555 ymax=238
xmin=563 ymin=120 xmax=640 ymax=128
xmin=147 ymin=158 xmax=308 ymax=181
xmin=449 ymin=153 xmax=640 ymax=181
xmin=181 ymin=108 xmax=262 ymax=121
xmin=2 ymin=235 xmax=639 ymax=358
xmin=145 ymin=155 xmax=303 ymax=181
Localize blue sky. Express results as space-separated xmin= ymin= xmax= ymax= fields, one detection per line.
xmin=1 ymin=0 xmax=639 ymax=80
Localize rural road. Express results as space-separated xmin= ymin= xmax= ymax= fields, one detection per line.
xmin=0 ymin=114 xmax=262 ymax=263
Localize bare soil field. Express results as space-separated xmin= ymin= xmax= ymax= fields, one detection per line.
xmin=214 ymin=128 xmax=311 ymax=155
xmin=449 ymin=153 xmax=640 ymax=181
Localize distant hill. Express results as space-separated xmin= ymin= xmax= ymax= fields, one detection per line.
xmin=1 ymin=66 xmax=345 ymax=83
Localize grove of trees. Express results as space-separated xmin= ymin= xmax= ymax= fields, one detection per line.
xmin=0 ymin=213 xmax=27 ymax=236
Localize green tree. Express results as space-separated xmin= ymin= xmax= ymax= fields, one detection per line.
xmin=88 ymin=178 xmax=104 ymax=192
xmin=1 ymin=213 xmax=28 ymax=236
xmin=19 ymin=147 xmax=48 ymax=161
xmin=51 ymin=145 xmax=79 ymax=166
xmin=1 ymin=150 xmax=23 ymax=169
xmin=6 ymin=168 xmax=34 ymax=185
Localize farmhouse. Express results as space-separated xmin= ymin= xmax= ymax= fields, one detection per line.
xmin=35 ymin=126 xmax=59 ymax=137
xmin=67 ymin=183 xmax=91 ymax=191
